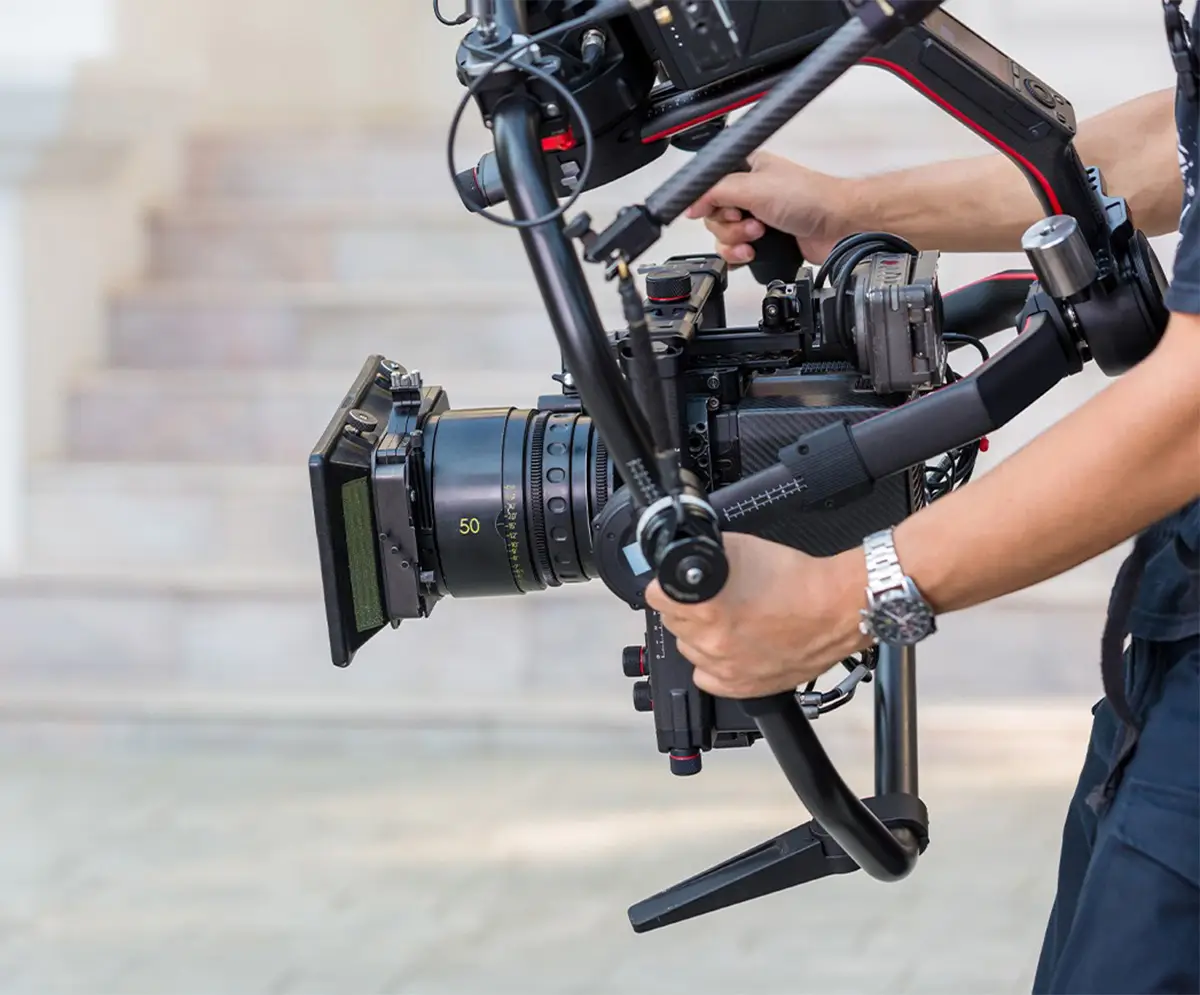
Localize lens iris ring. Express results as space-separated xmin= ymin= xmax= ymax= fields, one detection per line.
xmin=541 ymin=411 xmax=584 ymax=585
xmin=582 ymin=426 xmax=610 ymax=580
xmin=570 ymin=418 xmax=598 ymax=581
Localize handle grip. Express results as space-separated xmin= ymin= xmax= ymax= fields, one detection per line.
xmin=748 ymin=223 xmax=806 ymax=285
xmin=730 ymin=160 xmax=805 ymax=286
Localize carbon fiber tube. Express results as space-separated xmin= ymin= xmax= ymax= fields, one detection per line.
xmin=645 ymin=16 xmax=876 ymax=223
xmin=492 ymin=100 xmax=666 ymax=508
xmin=741 ymin=693 xmax=920 ymax=881
xmin=875 ymin=644 xmax=918 ymax=798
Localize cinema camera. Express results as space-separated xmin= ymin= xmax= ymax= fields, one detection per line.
xmin=310 ymin=0 xmax=1170 ymax=931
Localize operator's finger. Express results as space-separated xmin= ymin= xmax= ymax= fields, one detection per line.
xmin=645 ymin=583 xmax=720 ymax=633
xmin=717 ymin=242 xmax=755 ymax=265
xmin=690 ymin=666 xmax=756 ymax=700
xmin=703 ymin=216 xmax=764 ymax=246
xmin=684 ymin=172 xmax=758 ymax=220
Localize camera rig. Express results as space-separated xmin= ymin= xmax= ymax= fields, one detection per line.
xmin=310 ymin=0 xmax=1170 ymax=931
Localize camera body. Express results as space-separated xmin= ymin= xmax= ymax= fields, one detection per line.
xmin=310 ymin=250 xmax=942 ymax=675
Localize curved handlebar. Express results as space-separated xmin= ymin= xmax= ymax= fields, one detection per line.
xmin=742 ymin=694 xmax=921 ymax=880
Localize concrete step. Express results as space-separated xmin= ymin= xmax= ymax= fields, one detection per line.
xmin=0 ymin=564 xmax=643 ymax=701
xmin=105 ymin=272 xmax=839 ymax=373
xmin=141 ymin=196 xmax=833 ymax=286
xmin=0 ymin=560 xmax=1113 ymax=707
xmin=27 ymin=435 xmax=1131 ymax=598
xmin=109 ymin=281 xmax=570 ymax=372
xmin=109 ymin=244 xmax=1051 ymax=374
xmin=29 ymin=463 xmax=316 ymax=573
xmin=67 ymin=368 xmax=560 ymax=462
xmin=145 ymin=203 xmax=550 ymax=284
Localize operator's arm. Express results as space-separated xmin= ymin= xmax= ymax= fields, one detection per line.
xmin=646 ymin=315 xmax=1200 ymax=698
xmin=848 ymin=313 xmax=1200 ymax=618
xmin=690 ymin=89 xmax=1182 ymax=262
xmin=848 ymin=88 xmax=1184 ymax=251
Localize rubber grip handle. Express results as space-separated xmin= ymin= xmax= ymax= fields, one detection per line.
xmin=748 ymin=223 xmax=806 ymax=285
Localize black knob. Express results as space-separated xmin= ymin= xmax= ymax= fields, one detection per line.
xmin=669 ymin=749 xmax=702 ymax=776
xmin=645 ymin=265 xmax=693 ymax=302
xmin=632 ymin=680 xmax=653 ymax=712
xmin=622 ymin=645 xmax=646 ymax=678
xmin=346 ymin=409 xmax=378 ymax=434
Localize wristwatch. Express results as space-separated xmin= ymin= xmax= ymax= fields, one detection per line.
xmin=858 ymin=528 xmax=937 ymax=646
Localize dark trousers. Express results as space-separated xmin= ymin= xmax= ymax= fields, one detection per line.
xmin=1034 ymin=636 xmax=1200 ymax=994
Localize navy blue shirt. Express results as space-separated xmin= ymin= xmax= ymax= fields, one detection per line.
xmin=1127 ymin=3 xmax=1200 ymax=643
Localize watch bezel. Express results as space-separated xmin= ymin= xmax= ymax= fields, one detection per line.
xmin=859 ymin=583 xmax=938 ymax=646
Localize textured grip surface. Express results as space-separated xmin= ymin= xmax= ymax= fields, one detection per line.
xmin=748 ymin=225 xmax=806 ymax=285
xmin=777 ymin=421 xmax=873 ymax=509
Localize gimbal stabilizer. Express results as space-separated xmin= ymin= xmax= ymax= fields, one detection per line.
xmin=456 ymin=0 xmax=1169 ymax=930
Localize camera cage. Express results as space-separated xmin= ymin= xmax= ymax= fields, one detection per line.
xmin=313 ymin=0 xmax=1171 ymax=931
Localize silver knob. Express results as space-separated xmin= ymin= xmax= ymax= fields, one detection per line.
xmin=1022 ymin=215 xmax=1098 ymax=300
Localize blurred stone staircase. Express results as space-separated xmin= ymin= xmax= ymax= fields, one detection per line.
xmin=7 ymin=129 xmax=668 ymax=702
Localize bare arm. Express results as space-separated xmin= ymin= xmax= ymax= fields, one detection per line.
xmin=689 ymin=89 xmax=1184 ymax=263
xmin=846 ymin=88 xmax=1185 ymax=251
xmin=871 ymin=312 xmax=1200 ymax=616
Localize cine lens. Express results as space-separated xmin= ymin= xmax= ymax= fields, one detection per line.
xmin=423 ymin=408 xmax=610 ymax=598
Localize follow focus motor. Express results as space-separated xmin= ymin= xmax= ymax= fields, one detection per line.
xmin=309 ymin=0 xmax=1170 ymax=931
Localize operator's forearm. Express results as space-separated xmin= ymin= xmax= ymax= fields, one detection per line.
xmin=834 ymin=313 xmax=1200 ymax=616
xmin=843 ymin=88 xmax=1183 ymax=252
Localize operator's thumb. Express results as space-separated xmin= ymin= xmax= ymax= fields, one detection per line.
xmin=684 ymin=170 xmax=761 ymax=220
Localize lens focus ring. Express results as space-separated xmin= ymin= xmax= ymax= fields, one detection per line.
xmin=541 ymin=412 xmax=584 ymax=585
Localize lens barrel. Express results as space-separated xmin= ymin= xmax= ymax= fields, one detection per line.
xmin=421 ymin=407 xmax=610 ymax=598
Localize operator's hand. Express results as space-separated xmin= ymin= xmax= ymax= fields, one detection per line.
xmin=685 ymin=150 xmax=852 ymax=267
xmin=645 ymin=533 xmax=872 ymax=699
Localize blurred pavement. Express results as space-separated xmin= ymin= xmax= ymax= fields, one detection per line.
xmin=0 ymin=701 xmax=1093 ymax=995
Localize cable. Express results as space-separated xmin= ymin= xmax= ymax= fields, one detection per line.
xmin=446 ymin=1 xmax=626 ymax=229
xmin=433 ymin=0 xmax=471 ymax=26
xmin=941 ymin=333 xmax=989 ymax=364
xmin=923 ymin=369 xmax=984 ymax=501
xmin=815 ymin=232 xmax=918 ymax=353
xmin=814 ymin=232 xmax=917 ymax=289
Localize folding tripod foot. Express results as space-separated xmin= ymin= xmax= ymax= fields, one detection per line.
xmin=628 ymin=793 xmax=928 ymax=933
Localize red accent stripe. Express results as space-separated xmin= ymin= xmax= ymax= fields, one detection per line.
xmin=944 ymin=272 xmax=1037 ymax=295
xmin=671 ymin=753 xmax=700 ymax=762
xmin=861 ymin=58 xmax=1063 ymax=215
xmin=641 ymin=91 xmax=769 ymax=145
xmin=640 ymin=61 xmax=1063 ymax=216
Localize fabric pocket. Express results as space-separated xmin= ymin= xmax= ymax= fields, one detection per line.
xmin=1114 ymin=776 xmax=1200 ymax=889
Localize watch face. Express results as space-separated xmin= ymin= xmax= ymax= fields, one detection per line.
xmin=867 ymin=597 xmax=936 ymax=645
